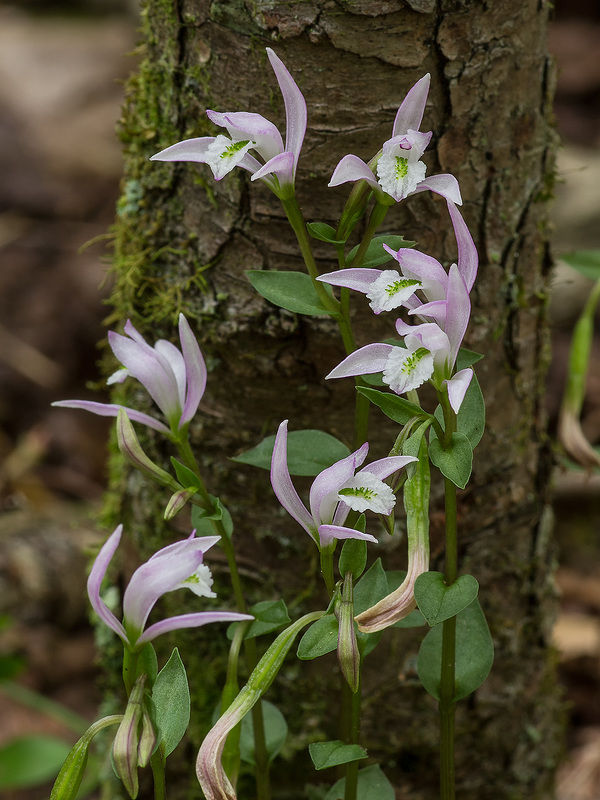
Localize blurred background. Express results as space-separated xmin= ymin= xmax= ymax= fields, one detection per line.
xmin=0 ymin=0 xmax=599 ymax=797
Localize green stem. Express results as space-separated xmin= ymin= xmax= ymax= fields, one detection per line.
xmin=346 ymin=203 xmax=389 ymax=269
xmin=342 ymin=673 xmax=362 ymax=800
xmin=320 ymin=547 xmax=336 ymax=596
xmin=176 ymin=436 xmax=271 ymax=800
xmin=439 ymin=476 xmax=457 ymax=800
xmin=150 ymin=751 xmax=167 ymax=800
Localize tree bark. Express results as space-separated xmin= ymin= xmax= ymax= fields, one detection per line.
xmin=106 ymin=0 xmax=562 ymax=797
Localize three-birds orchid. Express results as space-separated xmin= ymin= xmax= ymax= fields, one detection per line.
xmin=88 ymin=526 xmax=252 ymax=652
xmin=270 ymin=420 xmax=416 ymax=548
xmin=150 ymin=48 xmax=306 ymax=200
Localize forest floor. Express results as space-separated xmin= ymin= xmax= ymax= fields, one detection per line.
xmin=0 ymin=4 xmax=599 ymax=799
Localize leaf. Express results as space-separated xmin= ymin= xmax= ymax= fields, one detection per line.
xmin=191 ymin=498 xmax=234 ymax=538
xmin=324 ymin=765 xmax=395 ymax=800
xmin=346 ymin=235 xmax=415 ymax=268
xmin=307 ymin=222 xmax=346 ymax=245
xmin=562 ymin=249 xmax=600 ymax=281
xmin=170 ymin=458 xmax=202 ymax=490
xmin=247 ymin=270 xmax=335 ymax=316
xmin=417 ymin=598 xmax=494 ymax=701
xmin=0 ymin=735 xmax=71 ymax=789
xmin=152 ymin=648 xmax=191 ymax=757
xmin=455 ymin=348 xmax=484 ymax=370
xmin=309 ymin=740 xmax=367 ymax=770
xmin=357 ymin=386 xmax=432 ymax=426
xmin=338 ymin=538 xmax=367 ymax=581
xmin=239 ymin=700 xmax=287 ymax=765
xmin=232 ymin=429 xmax=351 ymax=476
xmin=414 ymin=572 xmax=479 ymax=626
xmin=428 ymin=432 xmax=473 ymax=489
xmin=227 ymin=599 xmax=291 ymax=640
xmin=297 ymin=615 xmax=339 ymax=660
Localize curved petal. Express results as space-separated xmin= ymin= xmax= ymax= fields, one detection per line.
xmin=317 ymin=268 xmax=382 ymax=293
xmin=392 ymin=249 xmax=448 ymax=299
xmin=392 ymin=74 xmax=431 ymax=137
xmin=123 ymin=548 xmax=206 ymax=635
xmin=178 ymin=314 xmax=207 ymax=427
xmin=329 ymin=154 xmax=380 ymax=193
xmin=270 ymin=420 xmax=316 ymax=539
xmin=150 ymin=137 xmax=215 ymax=163
xmin=444 ymin=264 xmax=471 ymax=365
xmin=251 ymin=150 xmax=295 ymax=189
xmin=358 ymin=455 xmax=417 ymax=481
xmin=411 ymin=173 xmax=462 ymax=205
xmin=447 ymin=199 xmax=478 ymax=292
xmin=149 ymin=533 xmax=220 ymax=561
xmin=87 ymin=526 xmax=128 ymax=642
xmin=325 ymin=343 xmax=393 ymax=380
xmin=109 ymin=332 xmax=180 ymax=421
xmin=137 ymin=611 xmax=253 ymax=646
xmin=445 ymin=368 xmax=473 ymax=414
xmin=51 ymin=400 xmax=171 ymax=435
xmin=155 ymin=340 xmax=186 ymax=409
xmin=317 ymin=525 xmax=377 ymax=548
xmin=309 ymin=443 xmax=369 ymax=527
xmin=266 ymin=48 xmax=307 ymax=171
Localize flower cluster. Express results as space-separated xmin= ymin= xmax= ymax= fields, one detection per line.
xmin=270 ymin=420 xmax=416 ymax=549
xmin=318 ymin=199 xmax=478 ymax=413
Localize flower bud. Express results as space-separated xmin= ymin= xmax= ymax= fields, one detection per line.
xmin=164 ymin=487 xmax=197 ymax=520
xmin=112 ymin=675 xmax=146 ymax=798
xmin=137 ymin=706 xmax=158 ymax=768
xmin=117 ymin=409 xmax=178 ymax=488
xmin=335 ymin=572 xmax=360 ymax=693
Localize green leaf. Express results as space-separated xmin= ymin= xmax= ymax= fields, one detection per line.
xmin=297 ymin=615 xmax=339 ymax=660
xmin=307 ymin=222 xmax=346 ymax=245
xmin=191 ymin=498 xmax=234 ymax=538
xmin=247 ymin=270 xmax=335 ymax=316
xmin=170 ymin=458 xmax=202 ymax=491
xmin=414 ymin=572 xmax=479 ymax=626
xmin=152 ymin=648 xmax=190 ymax=757
xmin=0 ymin=735 xmax=71 ymax=789
xmin=357 ymin=386 xmax=432 ymax=426
xmin=455 ymin=348 xmax=484 ymax=370
xmin=353 ymin=559 xmax=388 ymax=615
xmin=136 ymin=642 xmax=158 ymax=686
xmin=562 ymin=249 xmax=600 ymax=281
xmin=428 ymin=431 xmax=473 ymax=489
xmin=417 ymin=598 xmax=494 ymax=701
xmin=227 ymin=599 xmax=291 ymax=640
xmin=232 ymin=429 xmax=351 ymax=476
xmin=309 ymin=740 xmax=367 ymax=770
xmin=338 ymin=538 xmax=367 ymax=581
xmin=325 ymin=765 xmax=395 ymax=800
xmin=239 ymin=700 xmax=287 ymax=765
xmin=346 ymin=235 xmax=415 ymax=268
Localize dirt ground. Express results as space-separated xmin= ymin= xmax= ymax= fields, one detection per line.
xmin=0 ymin=2 xmax=600 ymax=798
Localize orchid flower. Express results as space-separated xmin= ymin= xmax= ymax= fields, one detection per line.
xmin=53 ymin=314 xmax=206 ymax=438
xmin=270 ymin=420 xmax=416 ymax=548
xmin=150 ymin=48 xmax=306 ymax=200
xmin=326 ymin=298 xmax=473 ymax=415
xmin=88 ymin=526 xmax=252 ymax=652
xmin=317 ymin=200 xmax=476 ymax=315
xmin=329 ymin=74 xmax=461 ymax=206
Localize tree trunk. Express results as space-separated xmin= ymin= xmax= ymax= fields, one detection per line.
xmin=106 ymin=0 xmax=562 ymax=797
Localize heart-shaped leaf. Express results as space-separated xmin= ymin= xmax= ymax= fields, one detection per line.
xmin=414 ymin=572 xmax=479 ymax=627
